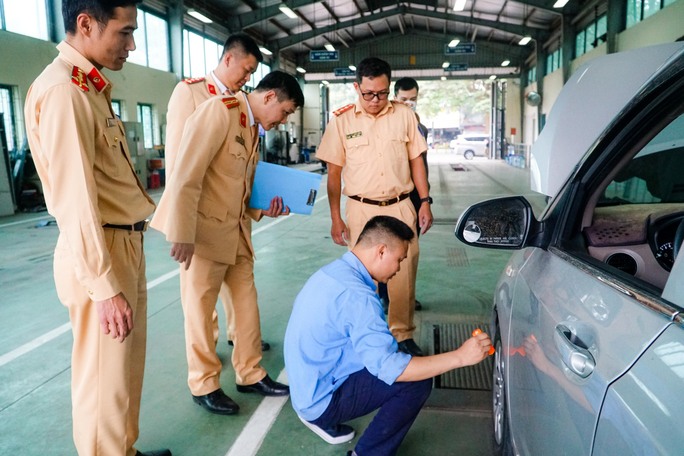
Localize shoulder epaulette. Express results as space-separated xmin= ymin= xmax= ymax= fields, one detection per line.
xmin=333 ymin=103 xmax=354 ymax=117
xmin=71 ymin=66 xmax=89 ymax=92
xmin=183 ymin=77 xmax=206 ymax=84
xmin=221 ymin=97 xmax=239 ymax=109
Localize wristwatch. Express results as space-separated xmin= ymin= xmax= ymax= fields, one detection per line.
xmin=420 ymin=196 xmax=433 ymax=204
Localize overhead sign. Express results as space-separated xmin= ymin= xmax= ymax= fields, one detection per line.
xmin=444 ymin=63 xmax=469 ymax=71
xmin=333 ymin=67 xmax=355 ymax=77
xmin=444 ymin=43 xmax=476 ymax=55
xmin=310 ymin=50 xmax=339 ymax=61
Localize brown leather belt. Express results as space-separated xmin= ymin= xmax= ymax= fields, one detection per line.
xmin=103 ymin=220 xmax=149 ymax=232
xmin=348 ymin=193 xmax=410 ymax=207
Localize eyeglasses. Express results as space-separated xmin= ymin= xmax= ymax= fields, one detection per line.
xmin=360 ymin=90 xmax=390 ymax=101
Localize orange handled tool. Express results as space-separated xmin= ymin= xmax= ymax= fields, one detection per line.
xmin=472 ymin=328 xmax=496 ymax=355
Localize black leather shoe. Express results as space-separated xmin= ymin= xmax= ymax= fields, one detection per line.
xmin=236 ymin=374 xmax=289 ymax=396
xmin=228 ymin=339 xmax=271 ymax=351
xmin=192 ymin=388 xmax=240 ymax=415
xmin=398 ymin=339 xmax=424 ymax=357
xmin=135 ymin=450 xmax=171 ymax=456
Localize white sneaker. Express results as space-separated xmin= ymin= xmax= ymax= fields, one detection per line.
xmin=297 ymin=415 xmax=355 ymax=444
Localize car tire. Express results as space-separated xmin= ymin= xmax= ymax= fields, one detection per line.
xmin=464 ymin=150 xmax=475 ymax=160
xmin=492 ymin=325 xmax=513 ymax=456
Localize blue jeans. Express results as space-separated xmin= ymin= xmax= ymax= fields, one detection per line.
xmin=311 ymin=368 xmax=432 ymax=456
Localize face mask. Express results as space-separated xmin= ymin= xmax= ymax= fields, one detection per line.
xmin=403 ymin=100 xmax=417 ymax=111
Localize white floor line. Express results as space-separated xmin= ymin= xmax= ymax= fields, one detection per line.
xmin=0 ymin=214 xmax=53 ymax=229
xmin=0 ymin=192 xmax=328 ymax=368
xmin=225 ymin=370 xmax=290 ymax=456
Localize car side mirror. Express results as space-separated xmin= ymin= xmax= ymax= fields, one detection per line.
xmin=455 ymin=196 xmax=533 ymax=249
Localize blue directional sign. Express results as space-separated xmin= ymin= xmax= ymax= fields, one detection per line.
xmin=310 ymin=50 xmax=339 ymax=61
xmin=444 ymin=43 xmax=476 ymax=55
xmin=333 ymin=67 xmax=356 ymax=77
xmin=444 ymin=63 xmax=469 ymax=71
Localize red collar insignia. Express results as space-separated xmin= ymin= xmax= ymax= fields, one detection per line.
xmin=240 ymin=112 xmax=247 ymax=128
xmin=71 ymin=67 xmax=89 ymax=92
xmin=87 ymin=68 xmax=107 ymax=92
xmin=208 ymin=84 xmax=217 ymax=95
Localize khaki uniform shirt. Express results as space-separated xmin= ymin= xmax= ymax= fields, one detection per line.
xmin=24 ymin=41 xmax=155 ymax=301
xmin=151 ymin=92 xmax=260 ymax=264
xmin=165 ymin=73 xmax=225 ymax=178
xmin=317 ymin=101 xmax=427 ymax=199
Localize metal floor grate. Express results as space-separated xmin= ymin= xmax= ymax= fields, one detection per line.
xmin=433 ymin=323 xmax=493 ymax=390
xmin=446 ymin=247 xmax=470 ymax=267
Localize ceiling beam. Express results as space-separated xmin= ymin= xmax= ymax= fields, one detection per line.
xmin=273 ymin=5 xmax=550 ymax=51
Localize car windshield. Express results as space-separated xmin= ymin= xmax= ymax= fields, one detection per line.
xmin=598 ymin=113 xmax=684 ymax=205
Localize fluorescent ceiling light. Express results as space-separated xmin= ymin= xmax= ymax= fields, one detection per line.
xmin=518 ymin=36 xmax=532 ymax=45
xmin=348 ymin=65 xmax=356 ymax=71
xmin=296 ymin=66 xmax=306 ymax=73
xmin=453 ymin=0 xmax=467 ymax=12
xmin=324 ymin=43 xmax=336 ymax=51
xmin=442 ymin=61 xmax=450 ymax=69
xmin=553 ymin=0 xmax=569 ymax=7
xmin=501 ymin=60 xmax=510 ymax=67
xmin=448 ymin=39 xmax=460 ymax=48
xmin=187 ymin=9 xmax=212 ymax=24
xmin=259 ymin=46 xmax=273 ymax=56
xmin=279 ymin=4 xmax=298 ymax=19
xmin=489 ymin=75 xmax=497 ymax=80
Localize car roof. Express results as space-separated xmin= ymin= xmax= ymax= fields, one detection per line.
xmin=529 ymin=42 xmax=684 ymax=197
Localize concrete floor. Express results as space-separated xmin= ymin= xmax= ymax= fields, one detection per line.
xmin=0 ymin=154 xmax=546 ymax=455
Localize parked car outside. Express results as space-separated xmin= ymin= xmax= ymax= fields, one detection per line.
xmin=455 ymin=42 xmax=684 ymax=455
xmin=450 ymin=134 xmax=489 ymax=159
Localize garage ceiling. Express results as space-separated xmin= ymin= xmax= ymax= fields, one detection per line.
xmin=174 ymin=0 xmax=583 ymax=80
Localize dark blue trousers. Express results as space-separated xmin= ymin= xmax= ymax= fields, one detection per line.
xmin=311 ymin=368 xmax=432 ymax=456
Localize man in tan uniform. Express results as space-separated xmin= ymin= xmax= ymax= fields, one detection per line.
xmin=23 ymin=1 xmax=169 ymax=455
xmin=316 ymin=57 xmax=432 ymax=357
xmin=165 ymin=33 xmax=271 ymax=353
xmin=151 ymin=71 xmax=304 ymax=414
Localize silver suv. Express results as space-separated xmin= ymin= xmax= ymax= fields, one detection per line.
xmin=456 ymin=42 xmax=684 ymax=455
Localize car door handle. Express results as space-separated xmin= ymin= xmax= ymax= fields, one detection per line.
xmin=554 ymin=324 xmax=596 ymax=378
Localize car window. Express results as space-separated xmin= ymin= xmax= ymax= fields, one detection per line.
xmin=578 ymin=109 xmax=684 ymax=291
xmin=599 ymin=113 xmax=684 ymax=205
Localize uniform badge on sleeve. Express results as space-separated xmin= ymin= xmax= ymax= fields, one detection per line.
xmin=71 ymin=67 xmax=89 ymax=92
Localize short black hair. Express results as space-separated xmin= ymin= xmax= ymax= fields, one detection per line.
xmin=356 ymin=216 xmax=414 ymax=246
xmin=355 ymin=57 xmax=391 ymax=84
xmin=255 ymin=70 xmax=305 ymax=109
xmin=394 ymin=77 xmax=419 ymax=95
xmin=222 ymin=33 xmax=264 ymax=63
xmin=63 ymin=0 xmax=141 ymax=34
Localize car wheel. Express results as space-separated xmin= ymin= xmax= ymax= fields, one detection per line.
xmin=464 ymin=150 xmax=475 ymax=160
xmin=492 ymin=326 xmax=513 ymax=455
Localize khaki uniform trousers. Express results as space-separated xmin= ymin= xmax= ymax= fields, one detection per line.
xmin=346 ymin=197 xmax=419 ymax=342
xmin=212 ymin=285 xmax=236 ymax=344
xmin=54 ymin=229 xmax=147 ymax=456
xmin=180 ymin=234 xmax=266 ymax=394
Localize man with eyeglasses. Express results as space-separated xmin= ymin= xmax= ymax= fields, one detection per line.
xmin=316 ymin=57 xmax=432 ymax=358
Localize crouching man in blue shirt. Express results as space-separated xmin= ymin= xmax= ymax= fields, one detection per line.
xmin=284 ymin=215 xmax=492 ymax=456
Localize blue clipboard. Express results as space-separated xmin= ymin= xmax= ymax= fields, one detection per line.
xmin=249 ymin=162 xmax=322 ymax=215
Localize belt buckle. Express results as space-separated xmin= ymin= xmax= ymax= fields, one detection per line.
xmin=140 ymin=219 xmax=150 ymax=232
xmin=379 ymin=200 xmax=388 ymax=207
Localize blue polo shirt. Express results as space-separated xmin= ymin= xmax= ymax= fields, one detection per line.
xmin=284 ymin=251 xmax=412 ymax=421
